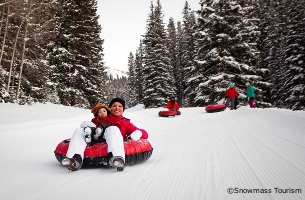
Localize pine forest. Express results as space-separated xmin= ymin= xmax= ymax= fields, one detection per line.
xmin=0 ymin=0 xmax=304 ymax=110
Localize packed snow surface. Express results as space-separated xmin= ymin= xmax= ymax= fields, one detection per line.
xmin=0 ymin=103 xmax=304 ymax=200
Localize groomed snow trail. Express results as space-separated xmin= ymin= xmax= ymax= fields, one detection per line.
xmin=0 ymin=104 xmax=304 ymax=200
xmin=129 ymin=107 xmax=305 ymax=200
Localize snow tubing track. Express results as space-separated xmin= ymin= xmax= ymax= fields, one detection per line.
xmin=54 ymin=139 xmax=153 ymax=168
xmin=158 ymin=110 xmax=177 ymax=117
xmin=205 ymin=104 xmax=226 ymax=113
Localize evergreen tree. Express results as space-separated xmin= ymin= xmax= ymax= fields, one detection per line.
xmin=256 ymin=0 xmax=283 ymax=108
xmin=48 ymin=0 xmax=106 ymax=108
xmin=142 ymin=0 xmax=176 ymax=108
xmin=180 ymin=1 xmax=197 ymax=107
xmin=257 ymin=0 xmax=302 ymax=109
xmin=134 ymin=41 xmax=145 ymax=103
xmin=238 ymin=0 xmax=270 ymax=107
xmin=192 ymin=0 xmax=263 ymax=106
xmin=167 ymin=17 xmax=179 ymax=101
xmin=175 ymin=21 xmax=185 ymax=106
xmin=277 ymin=0 xmax=305 ymax=110
xmin=127 ymin=52 xmax=138 ymax=107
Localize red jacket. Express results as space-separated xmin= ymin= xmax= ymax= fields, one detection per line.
xmin=93 ymin=114 xmax=148 ymax=140
xmin=166 ymin=101 xmax=180 ymax=110
xmin=91 ymin=116 xmax=110 ymax=127
xmin=225 ymin=87 xmax=238 ymax=98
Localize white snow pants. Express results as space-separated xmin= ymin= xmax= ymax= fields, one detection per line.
xmin=66 ymin=127 xmax=87 ymax=159
xmin=105 ymin=126 xmax=125 ymax=164
xmin=66 ymin=125 xmax=125 ymax=164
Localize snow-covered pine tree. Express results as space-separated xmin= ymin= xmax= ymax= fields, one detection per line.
xmin=239 ymin=0 xmax=270 ymax=108
xmin=180 ymin=1 xmax=197 ymax=107
xmin=142 ymin=0 xmax=176 ymax=108
xmin=48 ymin=0 xmax=106 ymax=108
xmin=127 ymin=52 xmax=138 ymax=107
xmin=175 ymin=21 xmax=185 ymax=106
xmin=134 ymin=41 xmax=145 ymax=103
xmin=256 ymin=0 xmax=284 ymax=108
xmin=257 ymin=0 xmax=302 ymax=109
xmin=192 ymin=0 xmax=264 ymax=106
xmin=277 ymin=0 xmax=305 ymax=110
xmin=188 ymin=1 xmax=214 ymax=106
xmin=167 ymin=18 xmax=179 ymax=102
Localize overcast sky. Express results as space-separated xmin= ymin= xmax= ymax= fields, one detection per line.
xmin=97 ymin=0 xmax=201 ymax=72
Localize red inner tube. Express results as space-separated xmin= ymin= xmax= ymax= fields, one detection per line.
xmin=158 ymin=110 xmax=177 ymax=117
xmin=54 ymin=139 xmax=153 ymax=168
xmin=205 ymin=104 xmax=226 ymax=113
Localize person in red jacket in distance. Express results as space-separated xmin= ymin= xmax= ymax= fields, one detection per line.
xmin=166 ymin=97 xmax=181 ymax=115
xmin=225 ymin=82 xmax=238 ymax=110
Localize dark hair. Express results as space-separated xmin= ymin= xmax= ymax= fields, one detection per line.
xmin=109 ymin=98 xmax=125 ymax=111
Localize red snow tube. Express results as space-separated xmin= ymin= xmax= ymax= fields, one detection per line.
xmin=158 ymin=110 xmax=177 ymax=117
xmin=54 ymin=139 xmax=153 ymax=168
xmin=205 ymin=104 xmax=226 ymax=113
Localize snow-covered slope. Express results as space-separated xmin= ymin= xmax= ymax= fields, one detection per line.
xmin=0 ymin=103 xmax=304 ymax=200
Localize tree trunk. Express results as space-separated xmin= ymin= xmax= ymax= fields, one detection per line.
xmin=6 ymin=18 xmax=23 ymax=93
xmin=6 ymin=0 xmax=50 ymax=93
xmin=0 ymin=4 xmax=9 ymax=67
xmin=16 ymin=20 xmax=28 ymax=100
xmin=0 ymin=4 xmax=5 ymax=37
xmin=16 ymin=0 xmax=32 ymax=100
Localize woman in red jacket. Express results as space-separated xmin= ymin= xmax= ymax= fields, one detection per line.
xmin=104 ymin=98 xmax=148 ymax=170
xmin=225 ymin=83 xmax=238 ymax=110
xmin=166 ymin=97 xmax=181 ymax=115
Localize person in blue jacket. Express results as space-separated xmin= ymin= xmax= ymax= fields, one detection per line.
xmin=245 ymin=82 xmax=255 ymax=108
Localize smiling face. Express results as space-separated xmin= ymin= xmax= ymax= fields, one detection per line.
xmin=97 ymin=107 xmax=108 ymax=118
xmin=110 ymin=102 xmax=124 ymax=116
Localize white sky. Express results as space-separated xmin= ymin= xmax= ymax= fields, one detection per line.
xmin=97 ymin=0 xmax=201 ymax=72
